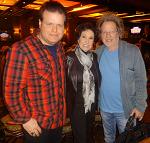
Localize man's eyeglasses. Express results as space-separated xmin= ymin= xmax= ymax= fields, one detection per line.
xmin=101 ymin=30 xmax=118 ymax=35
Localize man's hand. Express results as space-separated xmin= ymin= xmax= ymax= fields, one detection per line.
xmin=130 ymin=108 xmax=144 ymax=121
xmin=23 ymin=118 xmax=42 ymax=137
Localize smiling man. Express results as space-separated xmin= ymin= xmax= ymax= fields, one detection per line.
xmin=3 ymin=1 xmax=67 ymax=143
xmin=96 ymin=13 xmax=147 ymax=143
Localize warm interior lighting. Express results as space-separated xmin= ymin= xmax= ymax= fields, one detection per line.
xmin=136 ymin=11 xmax=144 ymax=15
xmin=32 ymin=0 xmax=80 ymax=7
xmin=79 ymin=12 xmax=103 ymax=18
xmin=64 ymin=28 xmax=67 ymax=35
xmin=116 ymin=13 xmax=128 ymax=16
xmin=24 ymin=4 xmax=41 ymax=10
xmin=68 ymin=4 xmax=97 ymax=12
xmin=130 ymin=18 xmax=150 ymax=23
xmin=25 ymin=0 xmax=80 ymax=10
xmin=14 ymin=27 xmax=20 ymax=34
xmin=131 ymin=26 xmax=141 ymax=34
xmin=0 ymin=0 xmax=19 ymax=6
xmin=121 ymin=13 xmax=150 ymax=18
xmin=33 ymin=0 xmax=48 ymax=5
xmin=79 ymin=12 xmax=129 ymax=18
xmin=79 ymin=15 xmax=98 ymax=18
xmin=30 ymin=28 xmax=34 ymax=34
xmin=88 ymin=13 xmax=103 ymax=17
xmin=0 ymin=5 xmax=9 ymax=10
xmin=57 ymin=0 xmax=80 ymax=7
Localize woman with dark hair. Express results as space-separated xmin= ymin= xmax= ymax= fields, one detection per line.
xmin=66 ymin=22 xmax=101 ymax=143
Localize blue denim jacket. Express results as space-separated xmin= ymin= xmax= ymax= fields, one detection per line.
xmin=96 ymin=40 xmax=147 ymax=118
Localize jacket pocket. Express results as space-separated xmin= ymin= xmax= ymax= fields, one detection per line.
xmin=127 ymin=68 xmax=134 ymax=81
xmin=126 ymin=68 xmax=135 ymax=96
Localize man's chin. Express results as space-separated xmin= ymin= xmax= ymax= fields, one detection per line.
xmin=47 ymin=40 xmax=59 ymax=45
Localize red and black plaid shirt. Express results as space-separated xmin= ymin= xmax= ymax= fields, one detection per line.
xmin=3 ymin=34 xmax=66 ymax=129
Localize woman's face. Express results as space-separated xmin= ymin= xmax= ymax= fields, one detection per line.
xmin=78 ymin=29 xmax=94 ymax=52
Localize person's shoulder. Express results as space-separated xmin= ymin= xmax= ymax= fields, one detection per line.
xmin=120 ymin=40 xmax=139 ymax=51
xmin=12 ymin=35 xmax=32 ymax=47
xmin=66 ymin=50 xmax=75 ymax=57
xmin=92 ymin=51 xmax=97 ymax=57
xmin=11 ymin=40 xmax=23 ymax=51
xmin=66 ymin=51 xmax=75 ymax=66
xmin=92 ymin=52 xmax=98 ymax=62
xmin=95 ymin=45 xmax=104 ymax=54
xmin=11 ymin=35 xmax=33 ymax=54
xmin=120 ymin=40 xmax=141 ymax=58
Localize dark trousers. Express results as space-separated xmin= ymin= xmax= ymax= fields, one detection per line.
xmin=23 ymin=127 xmax=62 ymax=143
xmin=71 ymin=111 xmax=95 ymax=143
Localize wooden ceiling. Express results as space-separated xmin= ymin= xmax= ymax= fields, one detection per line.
xmin=0 ymin=0 xmax=150 ymax=23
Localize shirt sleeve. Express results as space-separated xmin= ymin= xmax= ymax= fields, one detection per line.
xmin=3 ymin=43 xmax=31 ymax=124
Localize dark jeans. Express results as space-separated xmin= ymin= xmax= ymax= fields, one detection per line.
xmin=23 ymin=127 xmax=62 ymax=143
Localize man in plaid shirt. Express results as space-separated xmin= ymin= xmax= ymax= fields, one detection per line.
xmin=3 ymin=1 xmax=67 ymax=143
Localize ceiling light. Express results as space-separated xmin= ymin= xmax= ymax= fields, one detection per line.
xmin=33 ymin=0 xmax=80 ymax=7
xmin=130 ymin=18 xmax=150 ymax=23
xmin=0 ymin=0 xmax=19 ymax=6
xmin=0 ymin=6 xmax=9 ymax=10
xmin=79 ymin=12 xmax=103 ymax=18
xmin=116 ymin=13 xmax=128 ymax=16
xmin=136 ymin=11 xmax=144 ymax=15
xmin=24 ymin=4 xmax=41 ymax=10
xmin=121 ymin=13 xmax=150 ymax=18
xmin=33 ymin=0 xmax=49 ymax=5
xmin=68 ymin=4 xmax=97 ymax=12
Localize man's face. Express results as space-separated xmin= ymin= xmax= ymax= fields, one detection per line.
xmin=39 ymin=10 xmax=65 ymax=45
xmin=100 ymin=21 xmax=119 ymax=50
